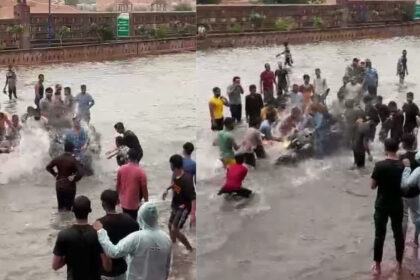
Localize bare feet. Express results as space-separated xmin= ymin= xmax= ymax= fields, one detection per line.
xmin=371 ymin=262 xmax=381 ymax=276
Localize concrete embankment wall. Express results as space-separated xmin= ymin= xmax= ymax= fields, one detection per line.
xmin=198 ymin=21 xmax=420 ymax=49
xmin=0 ymin=37 xmax=196 ymax=66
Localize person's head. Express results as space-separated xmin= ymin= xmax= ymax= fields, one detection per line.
xmin=81 ymin=84 xmax=87 ymax=94
xmin=64 ymin=141 xmax=75 ymax=153
xmin=365 ymin=59 xmax=372 ymax=68
xmin=388 ymin=101 xmax=398 ymax=112
xmin=114 ymin=122 xmax=125 ymax=134
xmin=38 ymin=74 xmax=44 ymax=82
xmin=115 ymin=136 xmax=125 ymax=147
xmin=264 ymin=63 xmax=270 ymax=71
xmin=138 ymin=202 xmax=159 ymax=229
xmin=183 ymin=142 xmax=194 ymax=157
xmin=352 ymin=58 xmax=359 ymax=67
xmin=27 ymin=106 xmax=36 ymax=116
xmin=249 ymin=117 xmax=261 ymax=129
xmin=55 ymin=84 xmax=62 ymax=94
xmin=403 ymin=50 xmax=407 ymax=57
xmin=72 ymin=117 xmax=81 ymax=129
xmin=359 ymin=60 xmax=366 ymax=68
xmin=234 ymin=153 xmax=245 ymax=165
xmin=34 ymin=109 xmax=41 ymax=120
xmin=303 ymin=74 xmax=310 ymax=84
xmin=291 ymin=106 xmax=301 ymax=119
xmin=128 ymin=148 xmax=140 ymax=162
xmin=277 ymin=62 xmax=283 ymax=69
xmin=402 ymin=133 xmax=416 ymax=151
xmin=292 ymin=84 xmax=299 ymax=93
xmin=315 ymin=68 xmax=321 ymax=77
xmin=45 ymin=87 xmax=53 ymax=98
xmin=363 ymin=94 xmax=373 ymax=105
xmin=213 ymin=87 xmax=221 ymax=98
xmin=169 ymin=154 xmax=183 ymax=171
xmin=337 ymin=90 xmax=345 ymax=101
xmin=266 ymin=109 xmax=277 ymax=123
xmin=233 ymin=76 xmax=240 ymax=85
xmin=384 ymin=138 xmax=399 ymax=155
xmin=224 ymin=117 xmax=235 ymax=130
xmin=249 ymin=84 xmax=257 ymax=94
xmin=407 ymin=92 xmax=414 ymax=103
xmin=72 ymin=196 xmax=92 ymax=220
xmin=284 ymin=42 xmax=288 ymax=47
xmin=11 ymin=114 xmax=19 ymax=126
xmin=376 ymin=95 xmax=383 ymax=105
xmin=100 ymin=189 xmax=119 ymax=212
xmin=64 ymin=87 xmax=71 ymax=96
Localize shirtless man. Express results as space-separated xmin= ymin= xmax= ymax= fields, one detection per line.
xmin=3 ymin=65 xmax=17 ymax=100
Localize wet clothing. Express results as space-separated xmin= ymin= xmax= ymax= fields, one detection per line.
xmin=371 ymin=159 xmax=405 ymax=263
xmin=352 ymin=122 xmax=370 ymax=167
xmin=98 ymin=203 xmax=172 ymax=280
xmin=344 ymin=64 xmax=363 ymax=83
xmin=230 ymin=104 xmax=242 ymax=123
xmin=169 ymin=208 xmax=189 ymax=229
xmin=275 ymin=69 xmax=288 ymax=94
xmin=389 ymin=111 xmax=404 ymax=142
xmin=222 ymin=163 xmax=248 ymax=192
xmin=35 ymin=82 xmax=44 ymax=108
xmin=365 ymin=103 xmax=380 ymax=141
xmin=402 ymin=102 xmax=419 ymax=134
xmin=245 ymin=93 xmax=264 ymax=125
xmin=116 ymin=162 xmax=147 ymax=211
xmin=299 ymin=84 xmax=314 ymax=106
xmin=363 ymin=67 xmax=378 ymax=95
xmin=5 ymin=70 xmax=17 ymax=99
xmin=313 ymin=77 xmax=327 ymax=98
xmin=211 ymin=118 xmax=224 ymax=131
xmin=344 ymin=83 xmax=362 ymax=103
xmin=116 ymin=145 xmax=129 ymax=166
xmin=54 ymin=224 xmax=103 ymax=280
xmin=75 ymin=93 xmax=94 ymax=123
xmin=46 ymin=153 xmax=83 ymax=210
xmin=375 ymin=104 xmax=390 ymax=124
xmin=171 ymin=173 xmax=196 ymax=213
xmin=65 ymin=128 xmax=88 ymax=155
xmin=227 ymin=84 xmax=243 ymax=105
xmin=288 ymin=91 xmax=303 ymax=109
xmin=183 ymin=157 xmax=196 ymax=180
xmin=260 ymin=120 xmax=274 ymax=140
xmin=218 ymin=130 xmax=235 ymax=160
xmin=98 ymin=213 xmax=140 ymax=278
xmin=260 ymin=70 xmax=275 ymax=103
xmin=209 ymin=96 xmax=224 ymax=120
xmin=122 ymin=130 xmax=143 ymax=162
xmin=40 ymin=98 xmax=52 ymax=119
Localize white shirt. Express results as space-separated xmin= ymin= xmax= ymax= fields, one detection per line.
xmin=313 ymin=77 xmax=327 ymax=96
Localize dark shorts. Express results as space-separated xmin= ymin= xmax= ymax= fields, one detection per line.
xmin=211 ymin=118 xmax=224 ymax=131
xmin=169 ymin=208 xmax=189 ymax=229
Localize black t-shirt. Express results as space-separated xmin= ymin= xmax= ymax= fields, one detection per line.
xmin=53 ymin=225 xmax=103 ymax=280
xmin=245 ymin=94 xmax=264 ymax=118
xmin=98 ymin=213 xmax=140 ymax=277
xmin=390 ymin=111 xmax=404 ymax=140
xmin=123 ymin=130 xmax=143 ymax=157
xmin=172 ymin=173 xmax=196 ymax=212
xmin=365 ymin=104 xmax=380 ymax=126
xmin=375 ymin=104 xmax=390 ymax=123
xmin=371 ymin=159 xmax=404 ymax=209
xmin=403 ymin=102 xmax=419 ymax=129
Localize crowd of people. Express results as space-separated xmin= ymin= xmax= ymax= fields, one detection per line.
xmin=208 ymin=45 xmax=420 ymax=275
xmin=0 ymin=67 xmax=197 ymax=280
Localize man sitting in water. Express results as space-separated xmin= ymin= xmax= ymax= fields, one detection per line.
xmin=216 ymin=117 xmax=239 ymax=168
xmin=5 ymin=114 xmax=22 ymax=147
xmin=218 ymin=154 xmax=253 ymax=199
xmin=106 ymin=136 xmax=129 ymax=167
xmin=260 ymin=109 xmax=281 ymax=142
xmin=65 ymin=117 xmax=88 ymax=156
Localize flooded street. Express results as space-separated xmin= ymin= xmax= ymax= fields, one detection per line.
xmin=0 ymin=53 xmax=196 ymax=280
xmin=197 ymin=37 xmax=420 ymax=280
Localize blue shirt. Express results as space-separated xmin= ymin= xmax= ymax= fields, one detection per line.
xmin=65 ymin=128 xmax=88 ymax=153
xmin=260 ymin=120 xmax=273 ymax=140
xmin=364 ymin=67 xmax=378 ymax=87
xmin=75 ymin=93 xmax=94 ymax=116
xmin=183 ymin=158 xmax=196 ymax=178
xmin=312 ymin=113 xmax=327 ymax=132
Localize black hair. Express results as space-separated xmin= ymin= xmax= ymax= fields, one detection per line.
xmin=224 ymin=117 xmax=234 ymax=128
xmin=303 ymin=74 xmax=310 ymax=80
xmin=114 ymin=122 xmax=124 ymax=130
xmin=100 ymin=189 xmax=119 ymax=211
xmin=64 ymin=87 xmax=71 ymax=93
xmin=407 ymin=92 xmax=414 ymax=98
xmin=388 ymin=101 xmax=397 ymax=109
xmin=72 ymin=196 xmax=91 ymax=219
xmin=169 ymin=154 xmax=184 ymax=169
xmin=249 ymin=84 xmax=256 ymax=90
xmin=115 ymin=136 xmax=125 ymax=146
xmin=363 ymin=95 xmax=373 ymax=103
xmin=233 ymin=76 xmax=240 ymax=82
xmin=213 ymin=87 xmax=220 ymax=93
xmin=45 ymin=87 xmax=53 ymax=93
xmin=38 ymin=74 xmax=44 ymax=79
xmin=402 ymin=133 xmax=416 ymax=150
xmin=183 ymin=142 xmax=194 ymax=155
xmin=128 ymin=148 xmax=139 ymax=161
xmin=81 ymin=84 xmax=87 ymax=88
xmin=64 ymin=141 xmax=75 ymax=153
xmin=376 ymin=95 xmax=383 ymax=101
xmin=353 ymin=58 xmax=359 ymax=62
xmin=234 ymin=153 xmax=245 ymax=164
xmin=384 ymin=138 xmax=399 ymax=153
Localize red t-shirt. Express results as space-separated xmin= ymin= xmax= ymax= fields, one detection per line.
xmin=222 ymin=163 xmax=248 ymax=191
xmin=260 ymin=71 xmax=275 ymax=91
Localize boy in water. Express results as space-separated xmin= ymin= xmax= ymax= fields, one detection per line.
xmin=276 ymin=42 xmax=293 ymax=67
xmin=397 ymin=50 xmax=408 ymax=84
xmin=106 ymin=136 xmax=129 ymax=166
xmin=3 ymin=65 xmax=17 ymax=100
xmin=182 ymin=142 xmax=196 ymax=182
xmin=402 ymin=92 xmax=420 ymax=135
xmin=217 ymin=117 xmax=239 ymax=167
xmin=218 ymin=154 xmax=253 ymax=198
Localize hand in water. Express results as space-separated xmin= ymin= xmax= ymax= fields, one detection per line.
xmin=92 ymin=220 xmax=103 ymax=231
xmin=403 ymin=158 xmax=411 ymax=167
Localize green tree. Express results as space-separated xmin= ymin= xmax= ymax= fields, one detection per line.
xmin=57 ymin=26 xmax=71 ymax=46
xmin=174 ymin=3 xmax=193 ymax=11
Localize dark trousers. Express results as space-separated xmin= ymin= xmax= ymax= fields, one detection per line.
xmin=219 ymin=187 xmax=253 ymax=198
xmin=244 ymin=153 xmax=256 ymax=167
xmin=353 ymin=149 xmax=365 ymax=168
xmin=248 ymin=113 xmax=261 ymax=126
xmin=8 ymin=87 xmax=16 ymax=100
xmin=230 ymin=104 xmax=242 ymax=122
xmin=56 ymin=187 xmax=76 ymax=211
xmin=367 ymin=85 xmax=377 ymax=97
xmin=123 ymin=208 xmax=138 ymax=221
xmin=374 ymin=207 xmax=404 ymax=263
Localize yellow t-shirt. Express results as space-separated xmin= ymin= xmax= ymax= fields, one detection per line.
xmin=210 ymin=97 xmax=224 ymax=119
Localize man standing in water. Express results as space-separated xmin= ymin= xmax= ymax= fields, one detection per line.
xmin=227 ymin=76 xmax=244 ymax=123
xmin=52 ymin=196 xmax=111 ymax=278
xmin=75 ymin=84 xmax=95 ymax=124
xmin=34 ymin=74 xmax=44 ymax=109
xmin=182 ymin=142 xmax=196 ymax=182
xmin=260 ymin=63 xmax=276 ymax=104
xmin=275 ymin=63 xmax=289 ymax=95
xmin=65 ymin=118 xmax=88 ymax=156
xmin=114 ymin=122 xmax=143 ymax=162
xmin=397 ymin=50 xmax=408 ymax=84
xmin=402 ymin=92 xmax=420 ymax=135
xmin=313 ymin=68 xmax=328 ymax=102
xmin=217 ymin=117 xmax=239 ymax=167
xmin=46 ymin=141 xmax=83 ymax=211
xmin=116 ymin=148 xmax=148 ymax=220
xmin=363 ymin=59 xmax=379 ymax=97
xmin=209 ymin=87 xmax=228 ymax=131
xmin=163 ymin=154 xmax=196 ymax=252
xmin=371 ymin=138 xmax=405 ymax=275
xmin=3 ymin=65 xmax=17 ymax=100
xmin=40 ymin=87 xmax=53 ymax=120
xmin=245 ymin=85 xmax=264 ymax=127
xmin=299 ymin=74 xmax=314 ymax=108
